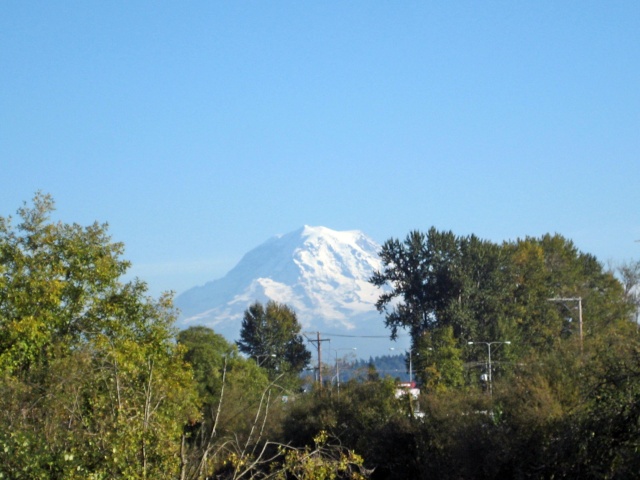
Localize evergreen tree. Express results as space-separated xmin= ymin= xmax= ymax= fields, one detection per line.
xmin=237 ymin=300 xmax=311 ymax=376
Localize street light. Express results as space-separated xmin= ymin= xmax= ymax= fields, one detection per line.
xmin=255 ymin=353 xmax=276 ymax=367
xmin=548 ymin=297 xmax=583 ymax=354
xmin=467 ymin=341 xmax=511 ymax=396
xmin=389 ymin=347 xmax=417 ymax=384
xmin=331 ymin=348 xmax=356 ymax=392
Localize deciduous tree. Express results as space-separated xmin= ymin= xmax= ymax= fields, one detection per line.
xmin=0 ymin=193 xmax=198 ymax=479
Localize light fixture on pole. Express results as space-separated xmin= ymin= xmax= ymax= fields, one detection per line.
xmin=467 ymin=341 xmax=511 ymax=396
xmin=548 ymin=297 xmax=583 ymax=354
xmin=331 ymin=348 xmax=356 ymax=392
xmin=255 ymin=353 xmax=276 ymax=367
xmin=389 ymin=347 xmax=416 ymax=384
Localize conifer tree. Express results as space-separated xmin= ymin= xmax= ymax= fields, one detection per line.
xmin=237 ymin=300 xmax=311 ymax=376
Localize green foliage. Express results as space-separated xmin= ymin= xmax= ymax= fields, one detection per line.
xmin=0 ymin=194 xmax=198 ymax=479
xmin=177 ymin=325 xmax=274 ymax=447
xmin=3 ymin=197 xmax=638 ymax=479
xmin=237 ymin=301 xmax=311 ymax=377
xmin=178 ymin=325 xmax=239 ymax=401
xmin=415 ymin=325 xmax=464 ymax=392
xmin=365 ymin=226 xmax=640 ymax=478
xmin=505 ymin=234 xmax=628 ymax=353
xmin=372 ymin=229 xmax=631 ymax=381
xmin=560 ymin=323 xmax=640 ymax=478
xmin=274 ymin=431 xmax=369 ymax=480
xmin=0 ymin=192 xmax=129 ymax=374
xmin=281 ymin=376 xmax=402 ymax=475
xmin=370 ymin=229 xmax=511 ymax=343
xmin=349 ymin=354 xmax=429 ymax=383
xmin=614 ymin=258 xmax=640 ymax=323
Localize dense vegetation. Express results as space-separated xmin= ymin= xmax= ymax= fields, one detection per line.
xmin=1 ymin=194 xmax=639 ymax=479
xmin=237 ymin=300 xmax=312 ymax=380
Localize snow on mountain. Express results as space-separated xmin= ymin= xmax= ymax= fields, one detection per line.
xmin=174 ymin=226 xmax=390 ymax=345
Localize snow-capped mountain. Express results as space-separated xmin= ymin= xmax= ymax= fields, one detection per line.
xmin=175 ymin=226 xmax=393 ymax=348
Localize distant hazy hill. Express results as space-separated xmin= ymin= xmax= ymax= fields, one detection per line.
xmin=175 ymin=226 xmax=406 ymax=357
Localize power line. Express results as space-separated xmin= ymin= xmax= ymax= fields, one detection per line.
xmin=303 ymin=332 xmax=330 ymax=386
xmin=303 ymin=331 xmax=409 ymax=339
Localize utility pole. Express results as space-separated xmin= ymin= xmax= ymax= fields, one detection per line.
xmin=468 ymin=341 xmax=511 ymax=397
xmin=317 ymin=332 xmax=323 ymax=385
xmin=548 ymin=297 xmax=583 ymax=354
xmin=305 ymin=332 xmax=330 ymax=387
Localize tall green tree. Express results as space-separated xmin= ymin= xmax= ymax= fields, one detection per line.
xmin=237 ymin=301 xmax=311 ymax=376
xmin=371 ymin=228 xmax=630 ymax=360
xmin=369 ymin=229 xmax=442 ymax=340
xmin=0 ymin=193 xmax=129 ymax=374
xmin=370 ymin=227 xmax=635 ymax=426
xmin=0 ymin=193 xmax=198 ymax=479
xmin=505 ymin=234 xmax=629 ymax=353
xmin=370 ymin=228 xmax=510 ymax=346
xmin=414 ymin=325 xmax=464 ymax=392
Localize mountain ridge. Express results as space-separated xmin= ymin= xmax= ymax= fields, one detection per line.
xmin=174 ymin=226 xmax=394 ymax=351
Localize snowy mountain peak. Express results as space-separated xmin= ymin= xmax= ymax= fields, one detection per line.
xmin=174 ymin=226 xmax=387 ymax=344
xmin=298 ymin=225 xmax=364 ymax=243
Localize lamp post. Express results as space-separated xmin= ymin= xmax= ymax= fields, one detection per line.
xmin=331 ymin=348 xmax=356 ymax=392
xmin=548 ymin=297 xmax=583 ymax=354
xmin=255 ymin=353 xmax=276 ymax=367
xmin=467 ymin=341 xmax=511 ymax=396
xmin=389 ymin=347 xmax=416 ymax=384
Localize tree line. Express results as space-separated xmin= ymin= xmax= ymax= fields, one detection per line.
xmin=1 ymin=194 xmax=639 ymax=479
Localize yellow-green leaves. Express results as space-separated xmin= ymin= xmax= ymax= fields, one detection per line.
xmin=0 ymin=194 xmax=198 ymax=478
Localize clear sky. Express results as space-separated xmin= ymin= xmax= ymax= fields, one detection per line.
xmin=2 ymin=2 xmax=639 ymax=298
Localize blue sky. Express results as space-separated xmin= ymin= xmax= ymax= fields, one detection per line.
xmin=2 ymin=2 xmax=639 ymax=298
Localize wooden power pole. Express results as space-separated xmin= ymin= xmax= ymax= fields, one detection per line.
xmin=306 ymin=331 xmax=330 ymax=387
